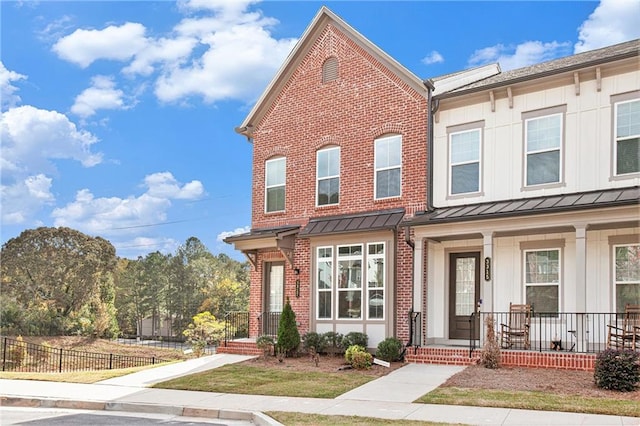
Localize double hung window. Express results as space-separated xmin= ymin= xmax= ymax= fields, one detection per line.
xmin=525 ymin=113 xmax=562 ymax=186
xmin=614 ymin=99 xmax=640 ymax=176
xmin=374 ymin=135 xmax=401 ymax=199
xmin=265 ymin=157 xmax=285 ymax=212
xmin=524 ymin=249 xmax=560 ymax=315
xmin=449 ymin=128 xmax=481 ymax=195
xmin=614 ymin=244 xmax=640 ymax=313
xmin=317 ymin=147 xmax=340 ymax=206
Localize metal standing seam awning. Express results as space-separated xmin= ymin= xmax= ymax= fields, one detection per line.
xmin=299 ymin=208 xmax=406 ymax=237
xmin=223 ymin=225 xmax=300 ymax=268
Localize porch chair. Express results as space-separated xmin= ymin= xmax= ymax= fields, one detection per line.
xmin=607 ymin=304 xmax=640 ymax=351
xmin=500 ymin=303 xmax=532 ymax=349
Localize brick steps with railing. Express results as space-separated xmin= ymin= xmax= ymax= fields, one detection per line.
xmin=217 ymin=340 xmax=262 ymax=356
xmin=405 ymin=347 xmax=480 ymax=366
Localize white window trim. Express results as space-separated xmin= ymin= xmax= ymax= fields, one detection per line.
xmin=374 ymin=134 xmax=402 ymax=200
xmin=265 ymin=157 xmax=286 ymax=213
xmin=524 ymin=113 xmax=563 ymax=187
xmin=613 ymin=243 xmax=640 ymax=312
xmin=316 ymin=146 xmax=340 ymax=207
xmin=448 ymin=128 xmax=482 ymax=196
xmin=613 ymin=98 xmax=640 ymax=177
xmin=366 ymin=242 xmax=385 ymax=320
xmin=316 ymin=246 xmax=333 ymax=320
xmin=523 ymin=248 xmax=562 ymax=315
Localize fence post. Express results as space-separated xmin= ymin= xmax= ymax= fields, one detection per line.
xmin=2 ymin=338 xmax=6 ymax=372
xmin=152 ymin=357 xmax=155 ymax=365
xmin=109 ymin=353 xmax=113 ymax=370
xmin=59 ymin=348 xmax=63 ymax=373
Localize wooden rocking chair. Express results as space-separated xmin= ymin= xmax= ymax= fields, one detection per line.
xmin=500 ymin=303 xmax=532 ymax=349
xmin=607 ymin=304 xmax=640 ymax=351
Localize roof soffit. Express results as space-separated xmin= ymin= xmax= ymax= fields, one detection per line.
xmin=236 ymin=7 xmax=426 ymax=137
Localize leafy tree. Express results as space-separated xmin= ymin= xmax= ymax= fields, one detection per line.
xmin=277 ymin=298 xmax=300 ymax=357
xmin=183 ymin=311 xmax=226 ymax=356
xmin=1 ymin=227 xmax=117 ymax=336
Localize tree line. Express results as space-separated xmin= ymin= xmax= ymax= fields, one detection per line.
xmin=1 ymin=227 xmax=249 ymax=338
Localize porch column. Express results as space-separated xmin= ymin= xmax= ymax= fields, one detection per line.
xmin=482 ymin=232 xmax=494 ymax=313
xmin=574 ymin=224 xmax=587 ymax=352
xmin=412 ymin=237 xmax=424 ymax=346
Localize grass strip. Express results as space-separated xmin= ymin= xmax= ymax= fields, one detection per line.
xmin=0 ymin=362 xmax=176 ymax=384
xmin=266 ymin=411 xmax=459 ymax=425
xmin=154 ymin=364 xmax=373 ymax=398
xmin=417 ymin=387 xmax=640 ymax=417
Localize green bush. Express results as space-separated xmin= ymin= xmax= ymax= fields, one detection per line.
xmin=342 ymin=331 xmax=368 ymax=349
xmin=256 ymin=335 xmax=275 ymax=359
xmin=302 ymin=332 xmax=327 ymax=354
xmin=277 ymin=298 xmax=300 ymax=357
xmin=344 ymin=344 xmax=366 ymax=364
xmin=351 ymin=350 xmax=373 ymax=369
xmin=323 ymin=331 xmax=344 ymax=355
xmin=376 ymin=337 xmax=403 ymax=362
xmin=8 ymin=336 xmax=28 ymax=369
xmin=594 ymin=349 xmax=639 ymax=392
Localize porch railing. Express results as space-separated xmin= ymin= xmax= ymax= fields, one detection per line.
xmin=259 ymin=312 xmax=281 ymax=337
xmin=474 ymin=311 xmax=626 ymax=354
xmin=223 ymin=311 xmax=249 ymax=346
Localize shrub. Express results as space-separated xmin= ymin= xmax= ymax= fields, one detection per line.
xmin=256 ymin=335 xmax=275 ymax=359
xmin=323 ymin=331 xmax=344 ymax=355
xmin=342 ymin=331 xmax=368 ymax=349
xmin=480 ymin=316 xmax=501 ymax=369
xmin=277 ymin=298 xmax=300 ymax=357
xmin=302 ymin=332 xmax=327 ymax=354
xmin=351 ymin=350 xmax=373 ymax=369
xmin=594 ymin=349 xmax=639 ymax=392
xmin=344 ymin=344 xmax=366 ymax=364
xmin=8 ymin=335 xmax=28 ymax=369
xmin=376 ymin=337 xmax=403 ymax=362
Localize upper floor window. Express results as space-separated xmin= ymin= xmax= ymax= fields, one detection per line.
xmin=317 ymin=146 xmax=340 ymax=206
xmin=524 ymin=248 xmax=561 ymax=315
xmin=525 ymin=113 xmax=563 ymax=186
xmin=614 ymin=99 xmax=640 ymax=176
xmin=449 ymin=128 xmax=481 ymax=195
xmin=374 ymin=135 xmax=402 ymax=199
xmin=322 ymin=57 xmax=338 ymax=83
xmin=614 ymin=244 xmax=640 ymax=313
xmin=265 ymin=157 xmax=285 ymax=213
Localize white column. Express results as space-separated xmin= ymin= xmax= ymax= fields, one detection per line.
xmin=574 ymin=225 xmax=587 ymax=352
xmin=413 ymin=237 xmax=423 ymax=313
xmin=482 ymin=232 xmax=495 ymax=313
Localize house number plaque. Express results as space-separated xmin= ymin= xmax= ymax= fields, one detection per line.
xmin=484 ymin=257 xmax=491 ymax=281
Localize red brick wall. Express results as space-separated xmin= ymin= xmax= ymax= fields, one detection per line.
xmin=246 ymin=23 xmax=428 ymax=342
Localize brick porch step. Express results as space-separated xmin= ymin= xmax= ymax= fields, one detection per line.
xmin=217 ymin=340 xmax=262 ymax=356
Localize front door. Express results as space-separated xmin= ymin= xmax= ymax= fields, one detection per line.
xmin=263 ymin=262 xmax=284 ymax=335
xmin=449 ymin=252 xmax=481 ymax=340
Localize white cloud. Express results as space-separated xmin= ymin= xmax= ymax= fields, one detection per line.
xmin=217 ymin=225 xmax=250 ymax=242
xmin=71 ymin=75 xmax=130 ymax=118
xmin=1 ymin=105 xmax=102 ymax=177
xmin=1 ymin=174 xmax=54 ymax=224
xmin=575 ymin=0 xmax=640 ymax=53
xmin=421 ymin=51 xmax=444 ymax=65
xmin=0 ymin=61 xmax=26 ymax=109
xmin=144 ymin=172 xmax=204 ymax=200
xmin=52 ymin=22 xmax=148 ymax=68
xmin=468 ymin=41 xmax=572 ymax=71
xmin=51 ymin=172 xmax=205 ymax=235
xmin=123 ymin=37 xmax=198 ymax=76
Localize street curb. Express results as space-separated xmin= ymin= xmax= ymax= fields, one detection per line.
xmin=0 ymin=396 xmax=284 ymax=425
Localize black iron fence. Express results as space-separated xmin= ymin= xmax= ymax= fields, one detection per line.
xmin=115 ymin=336 xmax=216 ymax=355
xmin=259 ymin=312 xmax=281 ymax=337
xmin=1 ymin=337 xmax=166 ymax=373
xmin=223 ymin=311 xmax=250 ymax=345
xmin=473 ymin=311 xmax=626 ymax=354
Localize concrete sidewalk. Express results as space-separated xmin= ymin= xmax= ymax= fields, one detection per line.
xmin=1 ymin=354 xmax=638 ymax=425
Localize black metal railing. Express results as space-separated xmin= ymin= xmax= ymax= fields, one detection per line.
xmin=1 ymin=337 xmax=166 ymax=373
xmin=472 ymin=311 xmax=627 ymax=354
xmin=408 ymin=310 xmax=421 ymax=354
xmin=223 ymin=311 xmax=250 ymax=345
xmin=259 ymin=312 xmax=281 ymax=337
xmin=115 ymin=335 xmax=215 ymax=355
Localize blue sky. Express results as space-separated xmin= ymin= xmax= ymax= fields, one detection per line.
xmin=2 ymin=0 xmax=639 ymax=261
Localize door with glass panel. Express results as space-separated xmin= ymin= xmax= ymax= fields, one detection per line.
xmin=263 ymin=262 xmax=284 ymax=335
xmin=449 ymin=252 xmax=481 ymax=340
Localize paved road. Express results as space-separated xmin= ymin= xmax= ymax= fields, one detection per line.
xmin=0 ymin=407 xmax=253 ymax=425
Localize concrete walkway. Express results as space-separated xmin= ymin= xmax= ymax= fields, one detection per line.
xmin=1 ymin=354 xmax=638 ymax=425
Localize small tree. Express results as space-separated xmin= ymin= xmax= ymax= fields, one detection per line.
xmin=277 ymin=298 xmax=300 ymax=357
xmin=183 ymin=311 xmax=226 ymax=357
xmin=480 ymin=316 xmax=501 ymax=369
